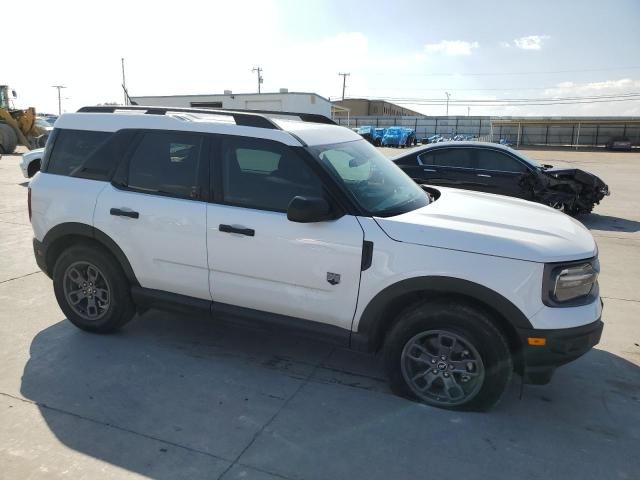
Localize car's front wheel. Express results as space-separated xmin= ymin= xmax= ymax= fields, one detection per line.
xmin=384 ymin=301 xmax=513 ymax=411
xmin=53 ymin=244 xmax=136 ymax=333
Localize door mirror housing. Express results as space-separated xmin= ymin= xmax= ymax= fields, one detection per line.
xmin=287 ymin=196 xmax=332 ymax=223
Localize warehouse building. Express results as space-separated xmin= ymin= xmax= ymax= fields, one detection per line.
xmin=131 ymin=90 xmax=331 ymax=116
xmin=332 ymin=98 xmax=424 ymax=117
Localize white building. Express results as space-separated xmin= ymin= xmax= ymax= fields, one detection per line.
xmin=131 ymin=90 xmax=331 ymax=117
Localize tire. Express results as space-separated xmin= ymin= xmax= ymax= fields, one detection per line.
xmin=383 ymin=301 xmax=513 ymax=411
xmin=0 ymin=123 xmax=18 ymax=154
xmin=53 ymin=243 xmax=136 ymax=333
xmin=27 ymin=160 xmax=41 ymax=178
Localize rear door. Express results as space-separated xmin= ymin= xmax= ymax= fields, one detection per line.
xmin=474 ymin=148 xmax=533 ymax=199
xmin=94 ymin=130 xmax=211 ymax=300
xmin=417 ymin=147 xmax=478 ymax=189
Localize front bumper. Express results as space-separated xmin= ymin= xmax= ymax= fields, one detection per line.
xmin=517 ymin=317 xmax=603 ymax=384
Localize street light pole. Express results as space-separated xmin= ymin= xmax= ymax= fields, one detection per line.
xmin=52 ymin=85 xmax=66 ymax=115
xmin=445 ymin=92 xmax=451 ymax=116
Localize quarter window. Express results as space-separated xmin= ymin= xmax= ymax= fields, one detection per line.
xmin=127 ymin=131 xmax=203 ymax=198
xmin=47 ymin=129 xmax=111 ymax=176
xmin=221 ymin=137 xmax=323 ymax=212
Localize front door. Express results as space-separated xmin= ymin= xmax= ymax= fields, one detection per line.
xmin=94 ymin=130 xmax=210 ymax=300
xmin=206 ymin=136 xmax=364 ymax=330
xmin=474 ymin=148 xmax=533 ymax=199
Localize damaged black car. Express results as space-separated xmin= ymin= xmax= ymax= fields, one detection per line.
xmin=392 ymin=142 xmax=609 ymax=215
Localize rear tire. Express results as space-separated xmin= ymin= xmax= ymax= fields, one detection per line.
xmin=53 ymin=244 xmax=136 ymax=333
xmin=27 ymin=160 xmax=41 ymax=178
xmin=383 ymin=301 xmax=513 ymax=411
xmin=0 ymin=123 xmax=18 ymax=154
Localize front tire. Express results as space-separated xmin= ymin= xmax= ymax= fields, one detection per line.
xmin=383 ymin=301 xmax=512 ymax=411
xmin=53 ymin=244 xmax=136 ymax=333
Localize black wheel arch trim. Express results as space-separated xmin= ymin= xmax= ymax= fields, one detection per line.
xmin=40 ymin=222 xmax=139 ymax=286
xmin=351 ymin=276 xmax=533 ymax=352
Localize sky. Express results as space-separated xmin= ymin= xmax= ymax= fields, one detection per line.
xmin=4 ymin=0 xmax=640 ymax=116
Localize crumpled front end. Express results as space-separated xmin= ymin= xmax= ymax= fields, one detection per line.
xmin=534 ymin=168 xmax=610 ymax=215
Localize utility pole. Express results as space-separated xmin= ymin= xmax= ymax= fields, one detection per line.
xmin=445 ymin=92 xmax=451 ymax=116
xmin=338 ymin=73 xmax=350 ymax=101
xmin=252 ymin=67 xmax=263 ymax=94
xmin=52 ymin=85 xmax=66 ymax=115
xmin=121 ymin=58 xmax=128 ymax=105
xmin=467 ymin=106 xmax=470 ymax=117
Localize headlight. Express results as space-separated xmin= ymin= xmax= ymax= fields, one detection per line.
xmin=543 ymin=258 xmax=599 ymax=306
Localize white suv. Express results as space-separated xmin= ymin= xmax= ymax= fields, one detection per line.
xmin=29 ymin=106 xmax=603 ymax=411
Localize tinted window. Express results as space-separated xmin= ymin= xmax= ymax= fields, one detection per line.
xmin=476 ymin=149 xmax=527 ymax=173
xmin=127 ymin=131 xmax=203 ymax=198
xmin=431 ymin=148 xmax=474 ymax=168
xmin=71 ymin=130 xmax=137 ymax=181
xmin=47 ymin=129 xmax=111 ymax=176
xmin=394 ymin=155 xmax=418 ymax=167
xmin=418 ymin=152 xmax=434 ymax=165
xmin=222 ymin=137 xmax=323 ymax=212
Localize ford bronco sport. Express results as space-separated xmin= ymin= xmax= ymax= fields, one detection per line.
xmin=29 ymin=106 xmax=603 ymax=411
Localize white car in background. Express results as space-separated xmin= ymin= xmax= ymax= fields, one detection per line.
xmin=20 ymin=147 xmax=44 ymax=178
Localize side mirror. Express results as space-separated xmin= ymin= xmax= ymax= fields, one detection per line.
xmin=287 ymin=196 xmax=332 ymax=223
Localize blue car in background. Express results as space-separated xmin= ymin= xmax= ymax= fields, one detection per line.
xmin=373 ymin=128 xmax=385 ymax=146
xmin=355 ymin=126 xmax=376 ymax=145
xmin=382 ymin=127 xmax=417 ymax=148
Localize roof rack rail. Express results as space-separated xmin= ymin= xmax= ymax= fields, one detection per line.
xmin=77 ymin=105 xmax=280 ymax=130
xmin=76 ymin=105 xmax=337 ymax=128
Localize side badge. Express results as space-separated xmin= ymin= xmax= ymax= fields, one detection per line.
xmin=327 ymin=272 xmax=341 ymax=286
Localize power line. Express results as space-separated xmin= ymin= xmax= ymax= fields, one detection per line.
xmin=366 ymin=65 xmax=640 ymax=77
xmin=352 ymin=92 xmax=640 ymax=104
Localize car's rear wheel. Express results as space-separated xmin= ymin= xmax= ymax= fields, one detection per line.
xmin=384 ymin=301 xmax=513 ymax=411
xmin=53 ymin=244 xmax=136 ymax=333
xmin=27 ymin=160 xmax=41 ymax=178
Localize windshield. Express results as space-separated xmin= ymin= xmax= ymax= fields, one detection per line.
xmin=310 ymin=139 xmax=429 ymax=217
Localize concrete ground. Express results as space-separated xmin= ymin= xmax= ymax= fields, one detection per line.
xmin=1 ymin=147 xmax=639 ymax=480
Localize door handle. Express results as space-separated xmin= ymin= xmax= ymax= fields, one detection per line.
xmin=477 ymin=174 xmax=492 ymax=178
xmin=219 ymin=224 xmax=255 ymax=237
xmin=110 ymin=208 xmax=139 ymax=219
xmin=423 ymin=168 xmax=436 ymax=172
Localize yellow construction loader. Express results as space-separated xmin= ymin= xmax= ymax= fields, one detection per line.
xmin=0 ymin=85 xmax=46 ymax=154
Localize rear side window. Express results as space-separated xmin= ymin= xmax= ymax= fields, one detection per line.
xmin=126 ymin=131 xmax=204 ymax=199
xmin=426 ymin=148 xmax=475 ymax=169
xmin=47 ymin=129 xmax=111 ymax=176
xmin=394 ymin=155 xmax=418 ymax=167
xmin=476 ymin=149 xmax=527 ymax=173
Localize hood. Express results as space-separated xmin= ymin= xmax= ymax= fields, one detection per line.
xmin=375 ymin=187 xmax=597 ymax=263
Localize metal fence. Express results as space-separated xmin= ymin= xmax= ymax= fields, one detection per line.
xmin=334 ymin=116 xmax=640 ymax=147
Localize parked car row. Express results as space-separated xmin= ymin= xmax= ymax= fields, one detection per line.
xmin=355 ymin=126 xmax=417 ymax=147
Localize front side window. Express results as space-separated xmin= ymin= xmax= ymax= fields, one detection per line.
xmin=47 ymin=129 xmax=111 ymax=176
xmin=310 ymin=139 xmax=428 ymax=217
xmin=127 ymin=131 xmax=203 ymax=198
xmin=221 ymin=137 xmax=324 ymax=212
xmin=476 ymin=149 xmax=527 ymax=173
